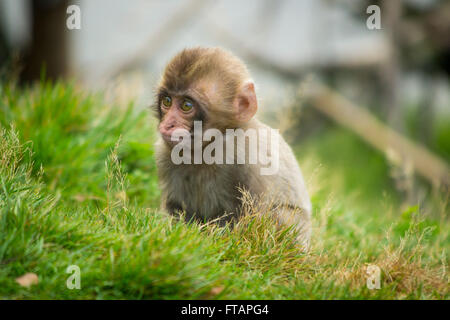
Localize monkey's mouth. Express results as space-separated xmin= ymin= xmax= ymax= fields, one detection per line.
xmin=161 ymin=133 xmax=181 ymax=145
xmin=160 ymin=132 xmax=194 ymax=146
xmin=160 ymin=130 xmax=199 ymax=149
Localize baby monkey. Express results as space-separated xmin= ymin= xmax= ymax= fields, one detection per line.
xmin=153 ymin=47 xmax=311 ymax=248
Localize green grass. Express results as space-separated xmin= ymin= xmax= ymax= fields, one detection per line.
xmin=0 ymin=80 xmax=448 ymax=299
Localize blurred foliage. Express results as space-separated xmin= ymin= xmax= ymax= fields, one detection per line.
xmin=404 ymin=105 xmax=450 ymax=162
xmin=0 ymin=79 xmax=160 ymax=208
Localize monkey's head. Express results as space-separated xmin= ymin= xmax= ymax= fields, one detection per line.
xmin=154 ymin=47 xmax=258 ymax=146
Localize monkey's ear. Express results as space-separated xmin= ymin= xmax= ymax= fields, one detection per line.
xmin=234 ymin=80 xmax=258 ymax=122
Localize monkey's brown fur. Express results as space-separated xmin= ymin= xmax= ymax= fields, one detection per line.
xmin=154 ymin=47 xmax=312 ymax=248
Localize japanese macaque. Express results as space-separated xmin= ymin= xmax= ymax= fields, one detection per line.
xmin=153 ymin=47 xmax=312 ymax=248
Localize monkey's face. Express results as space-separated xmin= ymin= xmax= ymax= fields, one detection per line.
xmin=157 ymin=93 xmax=200 ymax=146
xmin=154 ymin=47 xmax=259 ymax=148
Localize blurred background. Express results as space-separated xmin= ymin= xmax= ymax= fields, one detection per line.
xmin=0 ymin=0 xmax=449 ymax=211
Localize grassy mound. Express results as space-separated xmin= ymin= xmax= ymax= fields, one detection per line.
xmin=0 ymin=81 xmax=447 ymax=299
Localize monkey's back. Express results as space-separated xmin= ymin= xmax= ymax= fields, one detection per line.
xmin=243 ymin=120 xmax=312 ymax=215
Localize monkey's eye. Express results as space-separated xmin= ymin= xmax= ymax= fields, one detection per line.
xmin=162 ymin=96 xmax=172 ymax=108
xmin=180 ymin=100 xmax=194 ymax=112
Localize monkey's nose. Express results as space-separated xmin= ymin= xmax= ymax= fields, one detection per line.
xmin=159 ymin=122 xmax=174 ymax=134
xmin=160 ymin=121 xmax=176 ymax=131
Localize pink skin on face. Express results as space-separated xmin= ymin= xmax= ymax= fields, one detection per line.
xmin=159 ymin=96 xmax=195 ymax=145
